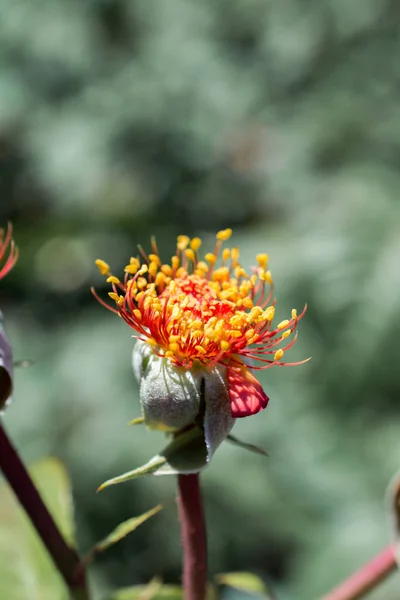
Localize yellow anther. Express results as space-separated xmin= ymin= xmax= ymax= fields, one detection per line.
xmin=242 ymin=297 xmax=253 ymax=309
xmin=190 ymin=237 xmax=202 ymax=251
xmin=177 ymin=235 xmax=190 ymax=251
xmin=147 ymin=338 xmax=158 ymax=346
xmin=160 ymin=264 xmax=172 ymax=277
xmin=235 ymin=266 xmax=247 ymax=279
xmin=245 ymin=328 xmax=255 ymax=340
xmin=264 ymin=306 xmax=275 ymax=321
xmin=185 ymin=248 xmax=196 ymax=262
xmin=231 ymin=247 xmax=240 ymax=262
xmin=148 ymin=261 xmax=158 ymax=277
xmin=256 ymin=254 xmax=269 ymax=269
xmin=222 ymin=248 xmax=231 ymax=262
xmin=175 ymin=267 xmax=187 ymax=279
xmin=165 ymin=351 xmax=174 ymax=359
xmin=205 ymin=253 xmax=217 ymax=264
xmin=216 ymin=228 xmax=232 ymax=241
xmin=148 ymin=254 xmax=160 ymax=265
xmin=220 ymin=340 xmax=231 ymax=351
xmin=137 ymin=277 xmax=147 ymax=290
xmin=108 ymin=292 xmax=123 ymax=306
xmin=195 ymin=345 xmax=207 ymax=354
xmin=133 ymin=309 xmax=142 ymax=320
xmin=95 ymin=259 xmax=110 ymax=276
xmin=205 ymin=328 xmax=217 ymax=340
xmin=227 ymin=330 xmax=243 ymax=338
xmin=282 ymin=329 xmax=291 ymax=339
xmin=171 ymin=256 xmax=180 ymax=270
xmin=265 ymin=270 xmax=272 ymax=284
xmin=136 ymin=291 xmax=144 ymax=303
xmin=277 ymin=319 xmax=290 ymax=330
xmin=138 ymin=265 xmax=148 ymax=275
xmin=212 ymin=267 xmax=229 ymax=282
xmin=291 ymin=308 xmax=297 ymax=319
xmin=250 ymin=274 xmax=257 ymax=286
xmin=196 ymin=261 xmax=209 ymax=272
xmin=274 ymin=349 xmax=284 ymax=361
xmin=106 ymin=275 xmax=120 ymax=284
xmin=124 ymin=263 xmax=139 ymax=274
xmin=169 ymin=342 xmax=179 ymax=352
xmin=169 ymin=335 xmax=180 ymax=343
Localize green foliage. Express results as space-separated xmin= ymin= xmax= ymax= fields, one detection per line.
xmin=0 ymin=458 xmax=74 ymax=600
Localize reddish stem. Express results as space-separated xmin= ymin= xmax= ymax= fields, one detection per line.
xmin=0 ymin=421 xmax=89 ymax=599
xmin=322 ymin=545 xmax=397 ymax=600
xmin=177 ymin=473 xmax=208 ymax=600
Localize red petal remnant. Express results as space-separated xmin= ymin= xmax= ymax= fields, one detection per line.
xmin=228 ymin=363 xmax=269 ymax=417
xmin=92 ymin=229 xmax=308 ymax=418
xmin=0 ymin=223 xmax=18 ymax=281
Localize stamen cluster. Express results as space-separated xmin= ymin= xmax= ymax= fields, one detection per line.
xmin=93 ymin=229 xmax=305 ymax=371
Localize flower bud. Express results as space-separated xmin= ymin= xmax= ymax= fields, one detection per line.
xmin=0 ymin=311 xmax=13 ymax=411
xmin=132 ymin=340 xmax=235 ymax=471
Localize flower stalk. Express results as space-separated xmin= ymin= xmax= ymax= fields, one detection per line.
xmin=322 ymin=544 xmax=397 ymax=600
xmin=177 ymin=473 xmax=208 ymax=600
xmin=0 ymin=421 xmax=89 ymax=600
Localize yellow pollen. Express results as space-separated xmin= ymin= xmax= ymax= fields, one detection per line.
xmin=95 ymin=259 xmax=110 ymax=275
xmin=196 ymin=261 xmax=208 ymax=272
xmin=274 ymin=349 xmax=284 ymax=361
xmin=256 ymin=254 xmax=269 ymax=269
xmin=190 ymin=237 xmax=202 ymax=251
xmin=220 ymin=340 xmax=231 ymax=351
xmin=177 ymin=235 xmax=190 ymax=251
xmin=245 ymin=328 xmax=255 ymax=339
xmin=222 ymin=248 xmax=231 ymax=261
xmin=264 ymin=306 xmax=275 ymax=321
xmin=106 ymin=275 xmax=120 ymax=284
xmin=216 ymin=228 xmax=232 ymax=241
xmin=169 ymin=342 xmax=179 ymax=352
xmin=277 ymin=319 xmax=290 ymax=330
xmin=195 ymin=345 xmax=207 ymax=354
xmin=148 ymin=261 xmax=158 ymax=277
xmin=185 ymin=248 xmax=196 ymax=262
xmin=148 ymin=254 xmax=160 ymax=264
xmin=292 ymin=308 xmax=297 ymax=319
xmin=108 ymin=292 xmax=123 ymax=306
xmin=147 ymin=338 xmax=158 ymax=346
xmin=133 ymin=309 xmax=142 ymax=320
xmin=231 ymin=247 xmax=240 ymax=262
xmin=171 ymin=256 xmax=180 ymax=270
xmin=242 ymin=297 xmax=253 ymax=309
xmin=205 ymin=253 xmax=217 ymax=264
xmin=124 ymin=264 xmax=139 ymax=274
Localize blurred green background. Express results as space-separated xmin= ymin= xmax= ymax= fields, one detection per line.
xmin=1 ymin=0 xmax=400 ymax=598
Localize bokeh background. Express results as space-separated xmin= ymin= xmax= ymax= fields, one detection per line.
xmin=1 ymin=0 xmax=400 ymax=598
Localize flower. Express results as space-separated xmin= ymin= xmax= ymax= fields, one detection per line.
xmin=93 ymin=229 xmax=306 ymax=421
xmin=0 ymin=223 xmax=18 ymax=281
xmin=0 ymin=223 xmax=18 ymax=409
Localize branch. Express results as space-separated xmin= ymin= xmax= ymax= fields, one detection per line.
xmin=0 ymin=421 xmax=89 ymax=599
xmin=177 ymin=473 xmax=208 ymax=600
xmin=322 ymin=545 xmax=397 ymax=600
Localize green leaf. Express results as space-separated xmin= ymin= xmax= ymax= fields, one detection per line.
xmin=226 ymin=435 xmax=269 ymax=458
xmin=84 ymin=505 xmax=162 ymax=564
xmin=0 ymin=457 xmax=75 ymax=600
xmin=97 ymin=426 xmax=208 ymax=490
xmin=111 ymin=584 xmax=183 ymax=600
xmin=215 ymin=573 xmax=275 ymax=599
xmin=111 ymin=582 xmax=217 ymax=600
